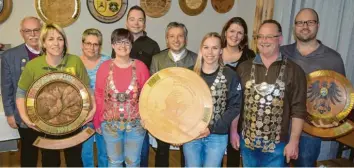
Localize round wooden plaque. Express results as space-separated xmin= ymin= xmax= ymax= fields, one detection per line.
xmin=211 ymin=0 xmax=234 ymax=14
xmin=179 ymin=0 xmax=207 ymax=16
xmin=139 ymin=67 xmax=213 ymax=144
xmin=35 ymin=0 xmax=80 ymax=27
xmin=304 ymin=70 xmax=354 ymax=138
xmin=140 ymin=0 xmax=171 ymax=18
xmin=26 ymin=72 xmax=92 ymax=135
xmin=0 ymin=0 xmax=12 ymax=23
xmin=87 ymin=0 xmax=128 ymax=23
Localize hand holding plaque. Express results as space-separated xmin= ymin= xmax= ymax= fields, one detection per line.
xmin=139 ymin=67 xmax=213 ymax=144
xmin=25 ymin=72 xmax=95 ymax=149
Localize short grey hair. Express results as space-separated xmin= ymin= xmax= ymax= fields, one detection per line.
xmin=165 ymin=22 xmax=188 ymax=39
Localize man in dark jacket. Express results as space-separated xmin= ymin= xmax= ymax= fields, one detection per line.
xmin=1 ymin=16 xmax=43 ymax=167
xmin=125 ymin=6 xmax=160 ymax=167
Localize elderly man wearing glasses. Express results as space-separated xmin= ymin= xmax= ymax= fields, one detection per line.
xmin=1 ymin=16 xmax=43 ymax=167
xmin=235 ymin=19 xmax=307 ymax=167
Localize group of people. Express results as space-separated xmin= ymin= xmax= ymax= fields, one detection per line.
xmin=1 ymin=5 xmax=345 ymax=167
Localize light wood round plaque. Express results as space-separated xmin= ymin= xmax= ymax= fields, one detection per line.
xmin=35 ymin=0 xmax=80 ymax=27
xmin=139 ymin=67 xmax=213 ymax=144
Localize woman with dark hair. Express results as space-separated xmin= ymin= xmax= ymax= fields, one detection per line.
xmin=221 ymin=17 xmax=255 ymax=70
xmin=221 ymin=17 xmax=255 ymax=167
xmin=182 ymin=32 xmax=242 ymax=167
xmin=93 ymin=28 xmax=150 ymax=167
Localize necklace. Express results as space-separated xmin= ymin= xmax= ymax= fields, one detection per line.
xmin=108 ymin=59 xmax=137 ymax=103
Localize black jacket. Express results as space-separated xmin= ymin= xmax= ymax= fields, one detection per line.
xmin=130 ymin=33 xmax=160 ymax=69
xmin=201 ymin=66 xmax=243 ymax=134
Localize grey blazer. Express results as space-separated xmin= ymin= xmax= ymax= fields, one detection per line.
xmin=1 ymin=44 xmax=30 ymax=127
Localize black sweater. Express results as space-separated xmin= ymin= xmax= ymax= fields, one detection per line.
xmin=201 ymin=66 xmax=243 ymax=134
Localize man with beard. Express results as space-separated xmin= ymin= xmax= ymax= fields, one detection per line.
xmin=125 ymin=6 xmax=160 ymax=167
xmin=1 ymin=16 xmax=43 ymax=167
xmin=281 ymin=8 xmax=345 ymax=167
xmin=150 ymin=22 xmax=197 ymax=167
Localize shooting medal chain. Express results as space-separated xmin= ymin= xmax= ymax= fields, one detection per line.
xmin=104 ymin=59 xmax=139 ymax=132
xmin=209 ymin=65 xmax=228 ymax=126
xmin=242 ymin=57 xmax=287 ymax=152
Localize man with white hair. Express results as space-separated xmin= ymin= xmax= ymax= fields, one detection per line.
xmin=1 ymin=16 xmax=43 ymax=167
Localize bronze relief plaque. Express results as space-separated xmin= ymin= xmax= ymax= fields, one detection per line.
xmin=87 ymin=0 xmax=128 ymax=23
xmin=139 ymin=67 xmax=213 ymax=144
xmin=35 ymin=0 xmax=80 ymax=27
xmin=304 ymin=70 xmax=354 ymax=138
xmin=140 ymin=0 xmax=171 ymax=18
xmin=179 ymin=0 xmax=207 ymax=16
xmin=26 ymin=72 xmax=91 ymax=136
xmin=211 ymin=0 xmax=235 ymax=14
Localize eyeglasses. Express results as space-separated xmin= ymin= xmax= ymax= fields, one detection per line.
xmin=83 ymin=42 xmax=100 ymax=48
xmin=254 ymin=34 xmax=281 ymax=40
xmin=295 ymin=20 xmax=318 ymax=27
xmin=114 ymin=40 xmax=131 ymax=46
xmin=21 ymin=28 xmax=41 ymax=35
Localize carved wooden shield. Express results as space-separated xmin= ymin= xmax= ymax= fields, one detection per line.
xmin=139 ymin=67 xmax=213 ymax=144
xmin=35 ymin=0 xmax=80 ymax=27
xmin=211 ymin=0 xmax=235 ymax=14
xmin=26 ymin=72 xmax=92 ymax=135
xmin=26 ymin=72 xmax=94 ymax=149
xmin=87 ymin=0 xmax=128 ymax=23
xmin=0 ymin=0 xmax=12 ymax=23
xmin=179 ymin=0 xmax=207 ymax=16
xmin=304 ymin=70 xmax=354 ymax=138
xmin=140 ymin=0 xmax=171 ymax=18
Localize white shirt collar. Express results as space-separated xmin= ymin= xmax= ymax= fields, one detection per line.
xmin=170 ymin=49 xmax=186 ymax=62
xmin=25 ymin=44 xmax=40 ymax=54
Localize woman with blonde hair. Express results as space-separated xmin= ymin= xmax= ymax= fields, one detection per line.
xmin=183 ymin=32 xmax=243 ymax=167
xmin=16 ymin=23 xmax=94 ymax=166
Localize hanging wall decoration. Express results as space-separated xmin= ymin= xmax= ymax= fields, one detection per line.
xmin=140 ymin=0 xmax=171 ymax=18
xmin=35 ymin=0 xmax=80 ymax=27
xmin=0 ymin=0 xmax=12 ymax=23
xmin=179 ymin=0 xmax=207 ymax=16
xmin=87 ymin=0 xmax=128 ymax=23
xmin=211 ymin=0 xmax=234 ymax=14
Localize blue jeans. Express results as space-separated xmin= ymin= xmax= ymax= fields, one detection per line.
xmin=240 ymin=138 xmax=286 ymax=167
xmin=294 ymin=132 xmax=321 ymax=167
xmin=82 ymin=123 xmax=108 ymax=167
xmin=140 ymin=133 xmax=149 ymax=167
xmin=183 ymin=134 xmax=228 ymax=167
xmin=101 ymin=121 xmax=146 ymax=167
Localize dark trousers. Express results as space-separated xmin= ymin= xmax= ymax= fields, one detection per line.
xmin=17 ymin=126 xmax=43 ymax=167
xmin=140 ymin=133 xmax=150 ymax=167
xmin=155 ymin=138 xmax=185 ymax=167
xmin=41 ymin=129 xmax=83 ymax=167
xmin=226 ymin=142 xmax=241 ymax=166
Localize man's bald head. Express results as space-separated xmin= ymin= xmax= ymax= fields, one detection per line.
xmin=295 ymin=8 xmax=319 ymax=24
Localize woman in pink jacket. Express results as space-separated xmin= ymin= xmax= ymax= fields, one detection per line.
xmin=93 ymin=28 xmax=150 ymax=167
